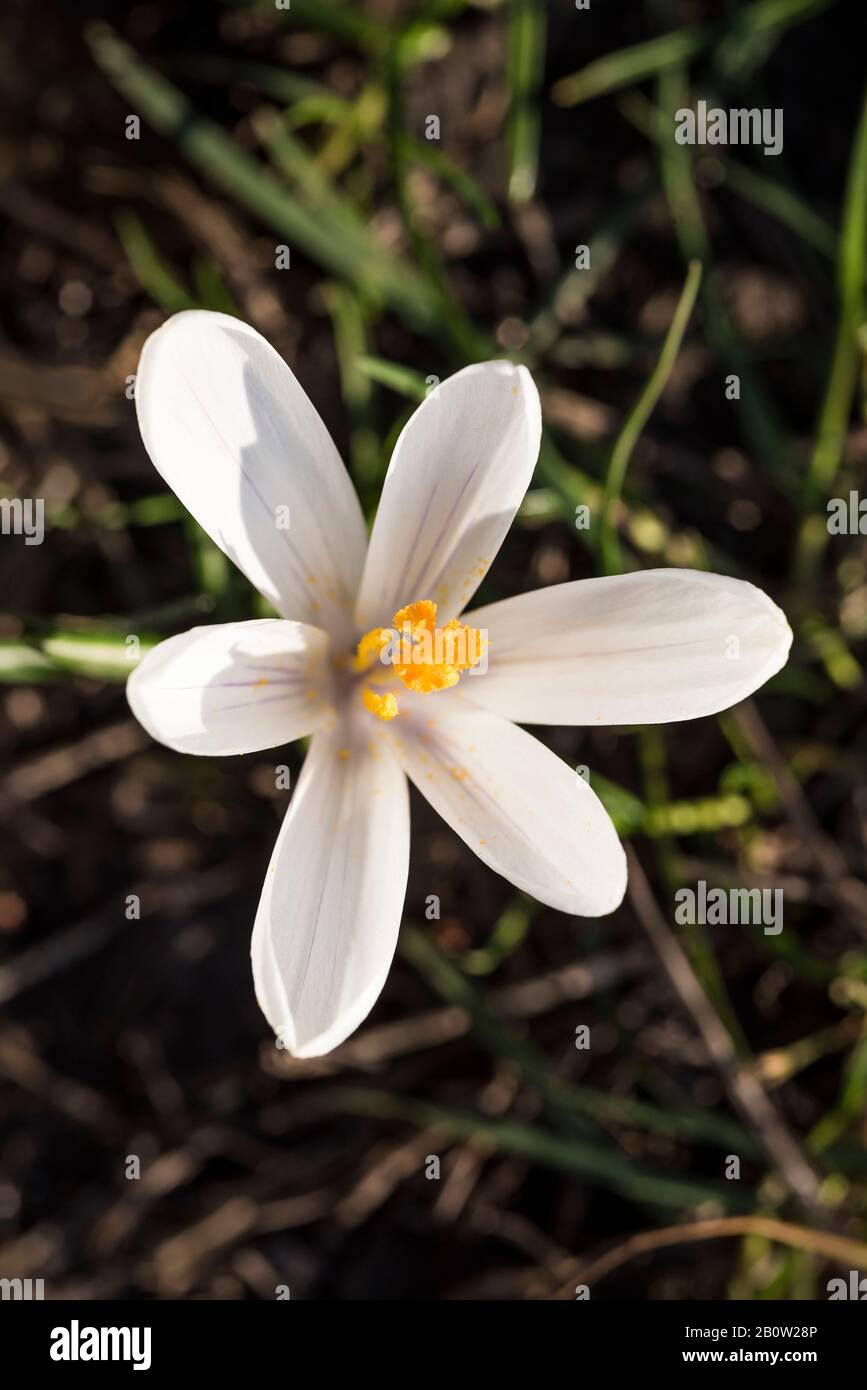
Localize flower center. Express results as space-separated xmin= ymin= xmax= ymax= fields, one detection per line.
xmin=353 ymin=599 xmax=485 ymax=721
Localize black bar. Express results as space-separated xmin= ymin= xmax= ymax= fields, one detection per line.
xmin=1 ymin=1297 xmax=864 ymax=1375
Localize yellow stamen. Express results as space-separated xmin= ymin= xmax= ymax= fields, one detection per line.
xmin=356 ymin=599 xmax=485 ymax=720
xmin=362 ymin=687 xmax=398 ymax=721
xmin=392 ymin=599 xmax=438 ymax=633
xmin=351 ymin=626 xmax=390 ymax=671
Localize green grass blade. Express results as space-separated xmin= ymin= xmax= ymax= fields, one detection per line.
xmin=87 ymin=24 xmax=440 ymax=332
xmin=0 ymin=631 xmax=158 ymax=683
xmin=795 ymin=82 xmax=867 ymax=579
xmin=656 ymin=67 xmax=791 ymax=491
xmin=505 ymin=0 xmax=545 ymax=204
xmin=618 ymin=91 xmax=836 ymax=260
xmin=552 ymin=0 xmax=835 ymax=107
xmin=115 ymin=209 xmax=197 ymax=313
xmin=231 ymin=0 xmax=392 ymax=53
xmin=598 ymin=259 xmax=702 ymax=575
xmin=356 ymin=356 xmax=428 ymax=400
xmin=328 ymin=1085 xmax=752 ymax=1211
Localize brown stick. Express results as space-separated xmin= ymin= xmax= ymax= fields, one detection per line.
xmin=627 ymin=848 xmax=826 ymax=1218
xmin=156 ymin=174 xmax=297 ymax=362
xmin=732 ymin=700 xmax=867 ymax=933
xmin=553 ymin=1214 xmax=867 ymax=1298
xmin=264 ymin=945 xmax=650 ymax=1077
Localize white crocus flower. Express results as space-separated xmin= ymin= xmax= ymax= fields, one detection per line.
xmin=128 ymin=311 xmax=792 ymax=1057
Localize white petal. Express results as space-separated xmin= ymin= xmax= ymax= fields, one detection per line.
xmin=136 ymin=311 xmax=367 ymax=647
xmin=388 ymin=692 xmax=625 ymax=915
xmin=252 ymin=720 xmax=410 ymax=1057
xmin=466 ymin=569 xmax=793 ymax=725
xmin=127 ymin=619 xmax=331 ymax=755
xmin=355 ymin=360 xmax=541 ymax=630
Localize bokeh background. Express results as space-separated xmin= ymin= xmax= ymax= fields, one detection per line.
xmin=1 ymin=0 xmax=866 ymax=1300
